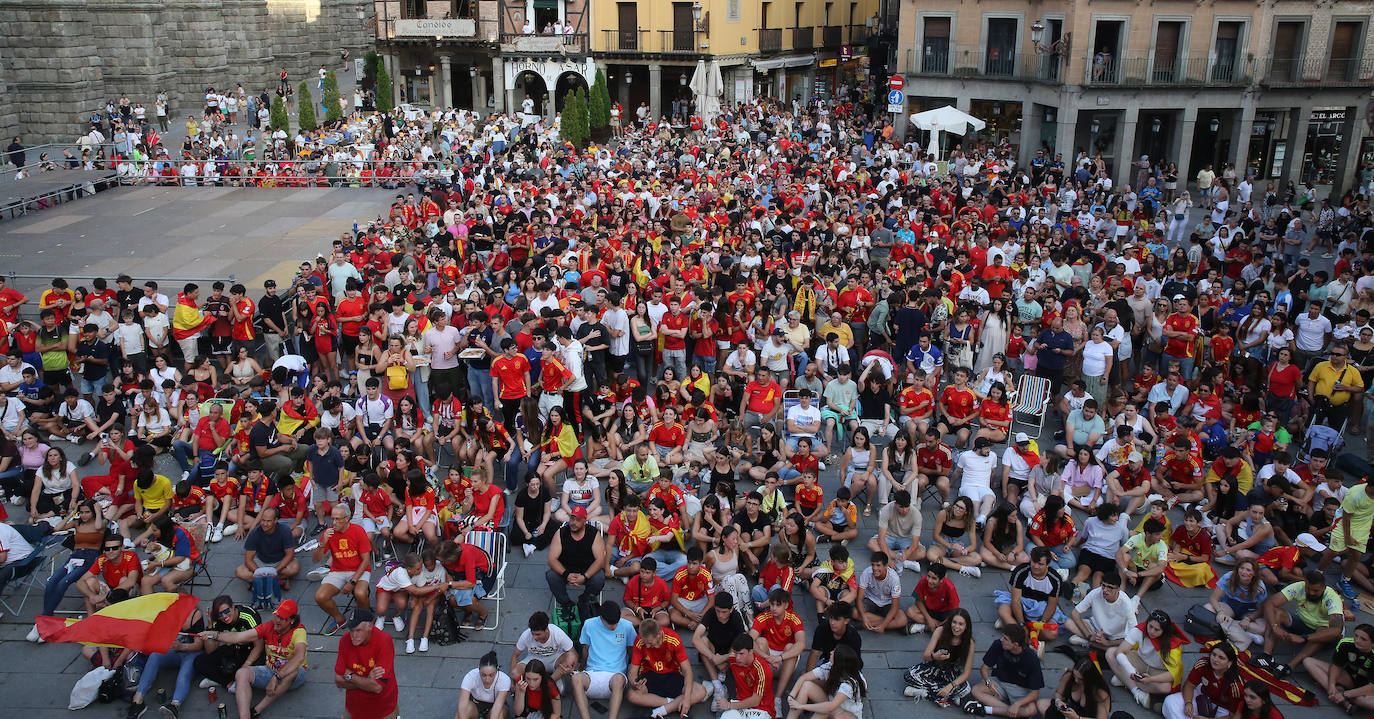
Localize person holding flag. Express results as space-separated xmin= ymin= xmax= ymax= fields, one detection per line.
xmin=171 ymin=283 xmax=215 ymax=370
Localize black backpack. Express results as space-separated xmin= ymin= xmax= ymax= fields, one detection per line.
xmin=1184 ymin=604 xmax=1222 ymax=640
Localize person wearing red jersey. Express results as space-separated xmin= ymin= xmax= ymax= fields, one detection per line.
xmin=938 ymin=367 xmax=979 ymax=449
xmin=669 ymin=546 xmax=714 ymax=630
xmin=741 ymin=366 xmax=783 ymax=425
xmin=1161 ymin=296 xmax=1201 ymax=380
xmin=714 ymin=634 xmax=776 ymax=719
xmin=336 ymin=282 xmax=368 ymax=373
xmin=749 ymin=590 xmax=805 ymax=712
xmin=647 ymin=406 xmax=687 ymax=468
xmin=206 ymin=598 xmax=310 ymax=719
xmin=77 ymin=537 xmax=142 ymax=614
xmin=206 ymin=463 xmax=244 ymax=538
xmin=334 ymin=608 xmax=398 ymax=719
xmin=1152 ymin=436 xmax=1206 ymax=506
xmin=1105 ymin=451 xmax=1153 ymax=517
xmin=916 ymin=428 xmax=955 ymax=506
xmin=491 ymin=338 xmax=532 ymax=432
xmin=628 ymin=618 xmax=711 ymax=718
xmin=312 ymin=504 xmax=374 ymax=634
xmin=898 ymin=369 xmax=937 ymax=437
xmin=263 ymin=478 xmax=309 ymax=540
xmin=1161 ymin=643 xmax=1245 ymax=719
xmin=622 ymin=556 xmax=672 ymax=626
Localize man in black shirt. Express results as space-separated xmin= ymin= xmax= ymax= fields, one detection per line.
xmin=691 ymin=592 xmax=749 ymax=684
xmin=806 ymin=600 xmax=863 ymax=672
xmin=545 ymin=507 xmax=606 ymax=618
xmin=192 ymin=594 xmax=261 ymax=687
xmin=574 ymin=304 xmax=610 ymax=389
xmin=248 ymin=400 xmax=306 ymax=482
xmin=256 ymin=280 xmax=289 ymax=363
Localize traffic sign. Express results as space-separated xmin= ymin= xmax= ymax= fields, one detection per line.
xmin=888 ymin=74 xmax=905 ymax=91
xmin=887 ymin=89 xmax=904 ymax=105
xmin=887 ymin=104 xmax=903 ymax=113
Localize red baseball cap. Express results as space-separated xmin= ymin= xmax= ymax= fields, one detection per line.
xmin=569 ymin=506 xmax=588 ymax=519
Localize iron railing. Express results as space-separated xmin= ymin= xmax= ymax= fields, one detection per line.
xmin=658 ymin=29 xmax=705 ymax=53
xmin=1082 ymin=56 xmax=1255 ymax=87
xmin=759 ymin=28 xmax=782 ymax=52
xmin=909 ymin=45 xmax=1062 ymax=82
xmin=600 ymin=29 xmax=647 ymax=52
xmin=1258 ymin=55 xmax=1374 ymax=86
xmin=792 ymin=26 xmax=814 ymax=51
xmin=821 ymin=26 xmax=842 ymax=48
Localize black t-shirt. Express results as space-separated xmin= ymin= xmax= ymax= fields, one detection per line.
xmin=576 ymin=321 xmax=610 ymax=364
xmin=76 ymin=339 xmax=111 ymax=381
xmin=810 ymin=621 xmax=864 ymax=667
xmin=257 ymin=293 xmax=288 ymax=333
xmin=210 ymin=604 xmax=261 ymax=663
xmin=984 ymin=641 xmax=1044 ymax=689
xmin=1334 ymin=638 xmax=1374 ymax=684
xmin=248 ymin=420 xmax=281 ymax=457
xmin=514 ymin=485 xmax=551 ymax=524
xmin=858 ymin=386 xmax=891 ymax=420
xmin=701 ymin=608 xmax=749 ymax=653
xmin=735 ymin=510 xmax=771 ymax=538
xmin=245 ymin=522 xmax=294 ymax=564
xmin=95 ymin=396 xmax=127 ymax=427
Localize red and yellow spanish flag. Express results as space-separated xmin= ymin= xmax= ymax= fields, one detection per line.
xmin=172 ymin=293 xmax=215 ymax=340
xmin=37 ymin=592 xmax=198 ymax=654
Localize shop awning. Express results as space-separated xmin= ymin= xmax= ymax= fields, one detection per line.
xmin=750 ymin=55 xmax=817 ymax=71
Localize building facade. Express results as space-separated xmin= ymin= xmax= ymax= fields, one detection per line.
xmin=0 ymin=0 xmax=375 ymax=141
xmin=893 ymin=0 xmax=1374 ymax=195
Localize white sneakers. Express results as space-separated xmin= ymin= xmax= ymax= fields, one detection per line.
xmin=418 ymin=637 xmax=429 ymax=652
xmin=405 ymin=638 xmax=415 ymax=654
xmin=307 ymin=566 xmax=329 ymax=581
xmin=522 ymin=543 xmax=535 ymax=558
xmin=901 ymin=560 xmax=923 ymax=573
xmin=701 ymin=682 xmax=714 ymax=700
xmin=906 ymin=623 xmax=926 ymax=635
xmin=1132 ymin=688 xmax=1150 ymax=707
xmin=904 ymin=686 xmax=926 ymax=699
xmin=373 ymin=617 xmax=385 ymax=630
xmin=958 ymin=565 xmax=982 ymax=578
xmin=392 ymin=617 xmax=404 ymax=632
xmin=198 ymin=679 xmax=218 ymax=689
xmin=26 ymin=624 xmax=42 ymax=643
xmin=209 ymin=525 xmax=224 ymax=543
xmin=1069 ymin=635 xmax=1090 ymax=648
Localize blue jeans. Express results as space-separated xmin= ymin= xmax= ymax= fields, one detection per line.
xmin=42 ymin=547 xmax=98 ymax=615
xmin=662 ymin=349 xmax=688 ymax=380
xmin=413 ymin=370 xmax=431 ymax=421
xmin=648 ymin=549 xmax=687 ymax=581
xmin=466 ymin=366 xmax=494 ymax=409
xmin=693 ymin=354 xmax=717 ymax=376
xmin=503 ymin=448 xmax=524 ymax=491
xmin=138 ymin=650 xmax=202 ymax=704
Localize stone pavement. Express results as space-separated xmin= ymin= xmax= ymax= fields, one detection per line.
xmin=0 ymin=415 xmax=1367 ymax=719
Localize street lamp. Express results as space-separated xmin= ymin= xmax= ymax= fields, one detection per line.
xmin=1090 ymin=118 xmax=1100 ymax=134
xmin=681 ymin=73 xmax=688 ymax=85
xmin=1209 ymin=117 xmax=1220 ymax=132
xmin=1030 ymin=19 xmax=1069 ymax=54
xmin=1151 ymin=117 xmax=1161 ymax=133
xmin=1031 ymin=21 xmax=1043 ymax=45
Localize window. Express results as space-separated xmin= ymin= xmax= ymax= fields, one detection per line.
xmin=985 ymin=18 xmax=1017 ymax=76
xmin=1272 ymin=21 xmax=1303 ymax=81
xmin=727 ymin=0 xmax=740 ymax=22
xmin=1329 ymin=21 xmax=1361 ymax=80
xmin=762 ymin=1 xmax=771 ymax=28
xmin=1153 ymin=21 xmax=1183 ymax=82
xmin=402 ymin=0 xmax=424 ymax=19
xmin=1091 ymin=20 xmax=1123 ymax=82
xmin=794 ymin=2 xmax=802 ymax=27
xmin=922 ymin=17 xmax=950 ymax=73
xmin=1213 ymin=21 xmax=1243 ymax=82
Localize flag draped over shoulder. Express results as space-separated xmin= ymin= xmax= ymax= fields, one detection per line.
xmin=172 ymin=293 xmax=215 ymax=340
xmin=37 ymin=592 xmax=198 ymax=654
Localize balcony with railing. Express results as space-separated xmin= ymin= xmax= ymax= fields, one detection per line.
xmin=600 ymin=29 xmax=647 ymax=52
xmin=499 ymin=32 xmax=589 ymax=54
xmin=848 ymin=24 xmax=867 ymax=44
xmin=792 ymin=27 xmax=813 ymax=51
xmin=822 ymin=26 xmax=842 ymax=48
xmin=1081 ymin=56 xmax=1254 ymax=87
xmin=657 ymin=29 xmax=706 ymax=53
xmin=1258 ymin=56 xmax=1374 ymax=86
xmin=908 ymin=45 xmax=1063 ymax=83
xmin=759 ymin=28 xmax=783 ymax=52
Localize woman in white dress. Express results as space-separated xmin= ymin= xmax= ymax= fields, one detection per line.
xmin=975 ymin=298 xmax=1012 ymax=376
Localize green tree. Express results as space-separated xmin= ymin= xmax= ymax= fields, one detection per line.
xmin=270 ymin=94 xmax=290 ymax=133
xmin=589 ymin=68 xmax=611 ymax=129
xmin=322 ymin=70 xmax=342 ymax=123
xmin=363 ymin=50 xmax=379 ymax=90
xmin=375 ymin=55 xmax=394 ymax=112
xmin=562 ymin=87 xmax=588 ymax=148
xmin=297 ymin=81 xmax=317 ymax=131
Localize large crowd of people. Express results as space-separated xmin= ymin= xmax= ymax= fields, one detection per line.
xmin=2 ymin=91 xmax=1374 ymax=719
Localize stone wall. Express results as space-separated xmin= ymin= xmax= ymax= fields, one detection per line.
xmin=0 ymin=0 xmax=375 ymax=141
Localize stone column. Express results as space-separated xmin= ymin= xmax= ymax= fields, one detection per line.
xmin=439 ymin=54 xmax=454 ymax=109
xmin=1020 ymin=103 xmax=1043 ymax=168
xmin=472 ymin=65 xmax=486 ymax=113
xmin=1115 ymin=106 xmax=1139 ymax=188
xmin=1333 ymin=109 xmax=1362 ymax=196
xmin=1232 ymin=95 xmax=1256 ymax=180
xmin=774 ymin=68 xmax=785 ymax=99
xmin=491 ymin=57 xmax=507 ymax=114
xmin=1053 ymin=105 xmax=1076 ymax=160
xmin=1175 ymin=105 xmax=1198 ymax=191
xmin=1284 ymin=106 xmax=1312 ymax=184
xmin=955 ymin=95 xmax=971 ymax=114
xmin=649 ymin=63 xmax=663 ymax=119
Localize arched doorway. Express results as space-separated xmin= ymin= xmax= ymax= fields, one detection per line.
xmin=513 ymin=70 xmax=548 ymax=117
xmin=554 ymin=71 xmax=588 ymax=113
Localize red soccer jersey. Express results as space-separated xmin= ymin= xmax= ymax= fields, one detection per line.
xmin=670 ymin=565 xmax=714 ymax=601
xmin=660 ymin=311 xmax=689 ymax=351
xmin=325 ymin=523 xmax=372 ymax=572
xmin=730 ymin=657 xmax=776 ymax=717
xmin=1170 ymin=526 xmax=1214 ymax=558
xmin=900 ymin=386 xmax=935 ymax=418
xmin=917 ymin=443 xmax=954 ymax=473
xmin=207 ymin=477 xmax=240 ymax=501
xmin=940 ymin=385 xmax=978 ymax=419
xmin=623 ymin=575 xmax=671 ymax=611
xmin=1163 ymin=313 xmax=1200 ymax=358
xmin=745 ymin=380 xmax=782 ymax=414
xmin=631 ymin=627 xmax=689 ymax=675
xmin=88 ymin=550 xmax=142 ymax=587
xmin=751 ymin=609 xmax=804 ymax=651
xmin=171 ymin=485 xmax=206 ymax=511
xmin=914 ymin=576 xmax=961 ymax=613
xmin=1028 ymin=511 xmax=1076 ymax=548
xmin=1164 ymin=452 xmax=1205 ymax=485
xmin=757 ymin=560 xmax=796 ymax=596
xmin=647 ymin=482 xmax=686 ymax=516
xmin=490 ymin=354 xmax=532 ymax=400
xmin=979 ymin=400 xmax=1011 ymax=426
xmin=648 ymin=421 xmax=686 ymax=449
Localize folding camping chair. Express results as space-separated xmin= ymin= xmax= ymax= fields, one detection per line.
xmin=462 ymin=529 xmax=506 ymax=630
xmin=1011 ymin=373 xmax=1052 ymax=439
xmin=0 ymin=536 xmax=64 ymax=616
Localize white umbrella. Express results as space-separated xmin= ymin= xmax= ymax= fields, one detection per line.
xmin=701 ymin=59 xmax=724 ymax=124
xmin=689 ymin=59 xmax=710 ymax=122
xmin=909 ymin=105 xmax=987 ymax=160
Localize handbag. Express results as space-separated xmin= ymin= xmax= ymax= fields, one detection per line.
xmin=385 ymin=363 xmax=408 ymax=390
xmin=1184 ymin=603 xmax=1222 ymax=640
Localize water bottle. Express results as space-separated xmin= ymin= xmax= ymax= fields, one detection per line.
xmin=217 ymin=704 xmax=228 ymax=719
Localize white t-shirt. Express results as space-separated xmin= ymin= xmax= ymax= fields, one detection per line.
xmin=956 ymin=451 xmax=998 ymax=491
xmin=460 ymin=668 xmax=512 ymax=703
xmin=58 ymin=399 xmax=96 ymax=422
xmin=858 ymin=566 xmax=902 ymax=607
xmin=1294 ymin=313 xmax=1332 ymax=352
xmin=562 ymin=477 xmax=597 ymax=507
xmin=377 ymin=566 xmax=414 ymax=592
xmin=514 ymin=625 xmax=574 ymax=662
xmin=1081 ymin=340 xmax=1114 ymax=378
xmin=1074 ymin=586 xmax=1137 ymax=639
xmin=785 ymin=403 xmax=822 ymax=438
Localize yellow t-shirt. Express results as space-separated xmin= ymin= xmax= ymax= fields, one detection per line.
xmin=1309 ymin=361 xmax=1365 ymax=406
xmin=134 ymin=473 xmax=174 ymax=511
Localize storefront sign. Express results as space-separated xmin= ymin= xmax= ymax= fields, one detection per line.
xmin=394 ymin=18 xmax=476 ymax=38
xmin=840 ymin=45 xmax=852 ymax=60
xmin=501 ymin=35 xmax=569 ymax=53
xmin=1310 ymin=109 xmax=1347 ymax=123
xmin=819 ymin=58 xmax=837 ymax=68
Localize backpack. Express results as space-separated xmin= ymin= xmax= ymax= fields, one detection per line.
xmin=1184 ymin=603 xmax=1221 ymax=640
xmin=429 ymin=602 xmax=467 ymax=646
